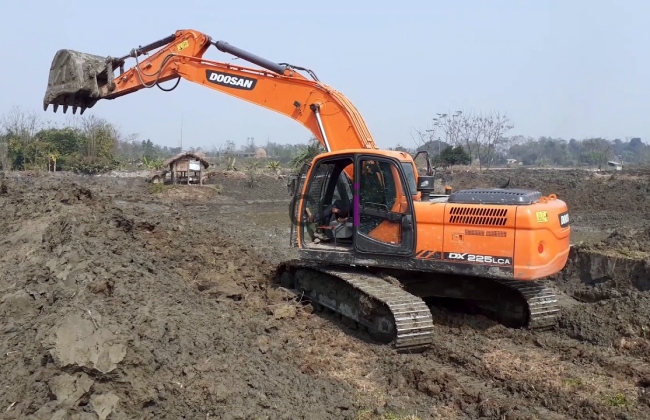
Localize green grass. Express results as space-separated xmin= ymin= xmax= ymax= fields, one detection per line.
xmin=606 ymin=393 xmax=628 ymax=407
xmin=564 ymin=378 xmax=584 ymax=388
xmin=148 ymin=182 xmax=166 ymax=194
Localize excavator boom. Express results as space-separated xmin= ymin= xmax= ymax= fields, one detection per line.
xmin=43 ymin=29 xmax=377 ymax=154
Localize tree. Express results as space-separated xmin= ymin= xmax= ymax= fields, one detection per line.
xmin=475 ymin=111 xmax=514 ymax=169
xmin=504 ymin=136 xmax=650 ymax=168
xmin=416 ymin=109 xmax=514 ymax=170
xmin=243 ymin=137 xmax=256 ymax=153
xmin=580 ymin=138 xmax=611 ymax=169
xmin=409 ymin=128 xmax=449 ymax=157
xmin=0 ymin=106 xmax=43 ymax=138
xmin=141 ymin=139 xmax=157 ymax=161
xmin=0 ymin=140 xmax=7 ymax=170
xmin=75 ymin=114 xmax=120 ymax=159
xmin=432 ymin=145 xmax=471 ymax=168
xmin=59 ymin=114 xmax=123 ymax=174
xmin=291 ymin=137 xmax=325 ymax=170
xmin=431 ymin=111 xmax=465 ymax=150
xmin=0 ymin=106 xmax=44 ymax=170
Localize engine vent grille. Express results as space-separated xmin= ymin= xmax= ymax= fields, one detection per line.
xmin=449 ymin=207 xmax=508 ymax=226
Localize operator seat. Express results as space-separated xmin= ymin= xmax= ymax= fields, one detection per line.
xmin=329 ymin=218 xmax=353 ymax=241
xmin=326 ymin=201 xmax=353 ymax=244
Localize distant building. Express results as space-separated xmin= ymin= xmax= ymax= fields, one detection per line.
xmin=255 ymin=148 xmax=267 ymax=159
xmin=151 ymin=152 xmax=211 ymax=185
xmin=607 ymin=160 xmax=623 ymax=171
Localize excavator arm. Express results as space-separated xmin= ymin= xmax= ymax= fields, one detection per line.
xmin=43 ymin=29 xmax=378 ymax=153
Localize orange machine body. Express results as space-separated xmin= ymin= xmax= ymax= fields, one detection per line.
xmin=293 ymin=149 xmax=570 ymax=282
xmin=412 ymin=196 xmax=571 ymax=280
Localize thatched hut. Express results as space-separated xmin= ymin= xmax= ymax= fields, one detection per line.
xmin=162 ymin=152 xmax=211 ymax=185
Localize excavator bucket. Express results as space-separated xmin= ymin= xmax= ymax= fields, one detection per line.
xmin=43 ymin=49 xmax=113 ymax=115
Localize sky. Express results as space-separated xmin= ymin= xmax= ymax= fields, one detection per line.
xmin=1 ymin=0 xmax=648 ymax=151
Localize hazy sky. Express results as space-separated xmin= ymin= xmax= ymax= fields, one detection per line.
xmin=1 ymin=0 xmax=647 ymax=151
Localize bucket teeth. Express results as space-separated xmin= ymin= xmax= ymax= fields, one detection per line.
xmin=43 ymin=49 xmax=110 ymax=115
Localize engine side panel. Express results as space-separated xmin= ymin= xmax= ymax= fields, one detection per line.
xmin=411 ymin=189 xmax=571 ymax=281
xmin=441 ymin=203 xmax=516 ymax=269
xmin=412 ymin=200 xmax=516 ymax=277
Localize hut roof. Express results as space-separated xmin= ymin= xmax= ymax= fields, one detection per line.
xmin=163 ymin=152 xmax=211 ymax=169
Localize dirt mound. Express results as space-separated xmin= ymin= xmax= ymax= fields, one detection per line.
xmin=0 ymin=177 xmax=359 ymax=419
xmin=205 ymin=171 xmax=289 ymax=201
xmin=589 ymin=226 xmax=650 ymax=257
xmin=549 ymin=236 xmax=650 ymax=353
xmin=558 ymin=292 xmax=650 ymax=348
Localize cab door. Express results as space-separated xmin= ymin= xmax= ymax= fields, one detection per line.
xmin=353 ymin=154 xmax=416 ymax=256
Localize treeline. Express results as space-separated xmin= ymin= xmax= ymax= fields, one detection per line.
xmin=0 ymin=107 xmax=187 ymax=173
xmin=405 ymin=110 xmax=649 ymax=169
xmin=2 ymin=105 xmax=648 ymax=174
xmin=506 ymin=136 xmax=647 ymax=167
xmin=0 ymin=107 xmax=316 ymax=174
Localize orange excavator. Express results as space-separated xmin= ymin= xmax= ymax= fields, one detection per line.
xmin=43 ymin=29 xmax=571 ymax=352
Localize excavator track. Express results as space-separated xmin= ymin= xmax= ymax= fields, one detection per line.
xmin=492 ymin=277 xmax=560 ymax=330
xmin=276 ymin=260 xmax=435 ymax=353
xmin=388 ymin=268 xmax=561 ymax=331
xmin=275 ymin=260 xmax=561 ymax=353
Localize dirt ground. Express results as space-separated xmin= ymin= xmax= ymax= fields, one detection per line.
xmin=0 ymin=167 xmax=649 ymax=419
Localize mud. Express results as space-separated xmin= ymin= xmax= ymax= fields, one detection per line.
xmin=587 ymin=226 xmax=650 ymax=258
xmin=0 ymin=168 xmax=649 ymax=419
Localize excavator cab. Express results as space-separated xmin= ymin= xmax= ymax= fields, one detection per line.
xmin=293 ymin=151 xmax=416 ymax=260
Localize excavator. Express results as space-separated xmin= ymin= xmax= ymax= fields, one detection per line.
xmin=43 ymin=29 xmax=572 ymax=353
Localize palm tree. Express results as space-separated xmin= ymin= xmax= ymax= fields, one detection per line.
xmin=291 ymin=137 xmax=325 ymax=170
